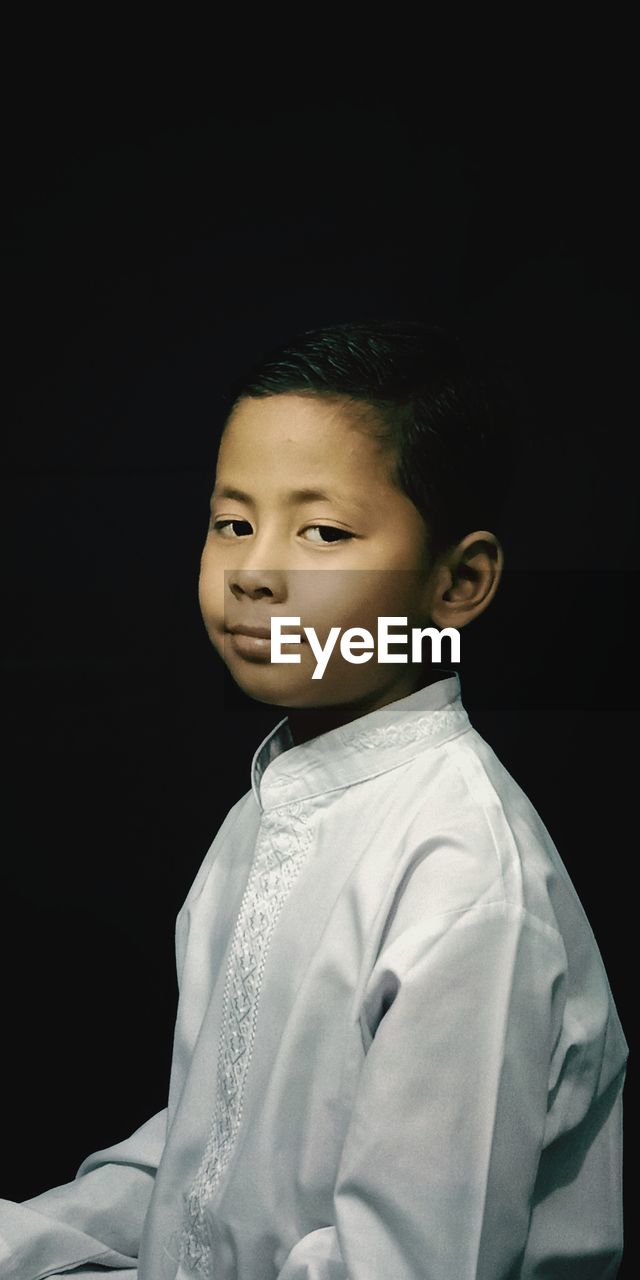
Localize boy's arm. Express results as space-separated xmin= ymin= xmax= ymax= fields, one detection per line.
xmin=0 ymin=1108 xmax=166 ymax=1279
xmin=276 ymin=899 xmax=624 ymax=1280
xmin=0 ymin=803 xmax=246 ymax=1280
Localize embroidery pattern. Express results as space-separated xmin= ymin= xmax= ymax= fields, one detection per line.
xmin=179 ymin=801 xmax=312 ymax=1274
xmin=259 ymin=702 xmax=468 ymax=799
xmin=350 ymin=700 xmax=468 ymax=751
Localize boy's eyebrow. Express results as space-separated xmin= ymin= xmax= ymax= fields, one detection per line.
xmin=212 ymin=484 xmax=366 ymax=510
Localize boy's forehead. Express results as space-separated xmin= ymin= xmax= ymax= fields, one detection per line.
xmin=213 ymin=478 xmax=371 ymax=514
xmin=224 ymin=391 xmax=376 ymax=440
xmin=217 ymin=394 xmax=395 ymax=498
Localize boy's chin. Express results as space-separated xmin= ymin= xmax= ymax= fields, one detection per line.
xmin=222 ymin=663 xmax=348 ymax=710
xmin=228 ymin=679 xmax=331 ymax=710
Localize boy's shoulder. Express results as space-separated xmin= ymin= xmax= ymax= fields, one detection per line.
xmin=384 ymin=721 xmax=584 ymax=939
xmin=434 ymin=722 xmax=556 ymax=861
xmin=387 ymin=718 xmax=544 ymax=850
xmin=178 ymin=787 xmax=258 ymax=911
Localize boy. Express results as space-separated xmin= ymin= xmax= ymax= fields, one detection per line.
xmin=0 ymin=320 xmax=627 ymax=1278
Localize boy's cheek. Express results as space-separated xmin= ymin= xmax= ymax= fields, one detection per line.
xmin=197 ymin=578 xmax=224 ymax=641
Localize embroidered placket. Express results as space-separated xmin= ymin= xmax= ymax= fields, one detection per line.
xmin=179 ymin=800 xmax=312 ymax=1274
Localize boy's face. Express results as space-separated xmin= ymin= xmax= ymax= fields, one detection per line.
xmin=198 ymin=393 xmax=443 ymax=710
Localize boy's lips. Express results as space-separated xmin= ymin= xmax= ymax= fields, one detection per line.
xmin=227 ymin=624 xmax=273 ymax=639
xmin=225 ymin=620 xmax=307 ymax=662
xmin=225 ymin=622 xmax=308 ymax=641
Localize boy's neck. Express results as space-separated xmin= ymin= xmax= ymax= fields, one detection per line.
xmin=285 ymin=669 xmax=447 ymax=748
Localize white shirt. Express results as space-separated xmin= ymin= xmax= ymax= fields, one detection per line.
xmin=0 ymin=675 xmax=627 ymax=1279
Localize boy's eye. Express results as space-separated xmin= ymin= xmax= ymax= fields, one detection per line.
xmin=211 ymin=518 xmax=253 ymax=537
xmin=209 ymin=519 xmax=352 ymax=545
xmin=302 ymin=525 xmax=354 ymax=544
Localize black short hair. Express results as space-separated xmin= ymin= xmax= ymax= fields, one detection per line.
xmin=222 ymin=318 xmax=520 ymax=561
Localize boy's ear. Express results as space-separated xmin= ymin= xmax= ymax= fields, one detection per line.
xmin=427 ymin=531 xmax=504 ymax=629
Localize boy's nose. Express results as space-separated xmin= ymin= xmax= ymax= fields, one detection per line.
xmin=228 ymin=567 xmax=287 ymax=601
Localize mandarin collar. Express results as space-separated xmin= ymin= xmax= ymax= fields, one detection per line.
xmin=251 ymin=674 xmax=469 ymax=812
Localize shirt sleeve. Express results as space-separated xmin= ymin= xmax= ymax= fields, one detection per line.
xmin=0 ymin=1108 xmax=166 ymax=1279
xmin=0 ymin=801 xmax=251 ymax=1280
xmin=277 ymin=899 xmax=568 ymax=1280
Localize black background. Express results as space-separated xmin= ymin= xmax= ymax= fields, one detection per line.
xmin=3 ymin=39 xmax=636 ymax=1274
